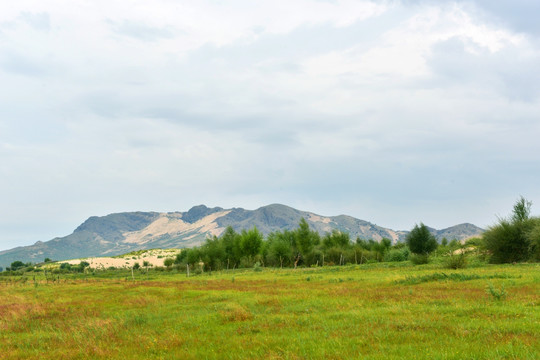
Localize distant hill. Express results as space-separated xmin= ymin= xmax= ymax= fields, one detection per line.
xmin=0 ymin=204 xmax=484 ymax=268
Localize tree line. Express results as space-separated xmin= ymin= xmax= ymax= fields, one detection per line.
xmin=173 ymin=196 xmax=540 ymax=270
xmin=175 ymin=218 xmax=439 ymax=271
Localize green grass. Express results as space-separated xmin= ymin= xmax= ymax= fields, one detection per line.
xmin=1 ymin=262 xmax=538 ymax=359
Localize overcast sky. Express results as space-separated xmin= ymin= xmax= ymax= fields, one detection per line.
xmin=1 ymin=0 xmax=539 ymax=251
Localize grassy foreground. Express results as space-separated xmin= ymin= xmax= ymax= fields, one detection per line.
xmin=1 ymin=263 xmax=538 ymax=359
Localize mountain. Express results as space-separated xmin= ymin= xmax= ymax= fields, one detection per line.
xmin=0 ymin=204 xmax=484 ymax=268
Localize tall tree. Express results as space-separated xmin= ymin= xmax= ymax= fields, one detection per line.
xmin=294 ymin=218 xmax=319 ymax=265
xmin=240 ymin=227 xmax=263 ymax=260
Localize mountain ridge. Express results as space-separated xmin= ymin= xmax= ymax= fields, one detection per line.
xmin=0 ymin=204 xmax=484 ymax=268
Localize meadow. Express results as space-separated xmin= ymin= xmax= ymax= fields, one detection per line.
xmin=1 ymin=262 xmax=538 ymax=359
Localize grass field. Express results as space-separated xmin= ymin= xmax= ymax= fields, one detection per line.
xmin=1 ymin=262 xmax=538 ymax=359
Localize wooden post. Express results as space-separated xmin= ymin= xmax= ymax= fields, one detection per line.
xmin=186 ymin=264 xmax=190 ymax=277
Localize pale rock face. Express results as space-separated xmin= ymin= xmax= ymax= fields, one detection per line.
xmin=122 ymin=210 xmax=231 ymax=244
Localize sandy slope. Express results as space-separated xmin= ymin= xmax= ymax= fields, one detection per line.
xmin=122 ymin=210 xmax=231 ymax=244
xmin=60 ymin=249 xmax=181 ymax=269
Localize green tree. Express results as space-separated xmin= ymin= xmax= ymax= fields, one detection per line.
xmin=527 ymin=222 xmax=540 ymax=261
xmin=204 ymin=235 xmax=226 ymax=270
xmin=512 ymin=196 xmax=532 ymax=223
xmin=185 ymin=248 xmax=201 ymax=266
xmin=10 ymin=261 xmax=25 ymax=271
xmin=268 ymin=235 xmax=293 ymax=268
xmin=163 ymin=257 xmax=175 ymax=268
xmin=294 ymin=218 xmax=319 ymax=265
xmin=322 ymin=230 xmax=351 ymax=249
xmin=240 ymin=227 xmax=263 ymax=261
xmin=221 ymin=226 xmax=240 ymax=266
xmin=406 ymin=223 xmax=438 ymax=255
xmin=77 ymin=261 xmax=90 ymax=272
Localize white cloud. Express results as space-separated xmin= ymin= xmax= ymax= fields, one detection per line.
xmin=0 ymin=0 xmax=539 ymax=249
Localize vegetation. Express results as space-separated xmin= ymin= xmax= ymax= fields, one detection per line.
xmin=483 ymin=196 xmax=540 ymax=263
xmin=2 ymin=199 xmax=539 ymax=359
xmin=166 ymin=218 xmax=418 ymax=272
xmin=0 ymin=261 xmax=537 ymax=359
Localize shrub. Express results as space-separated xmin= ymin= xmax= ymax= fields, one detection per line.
xmin=253 ymin=261 xmax=262 ymax=272
xmin=410 ymin=254 xmax=429 ymax=265
xmin=483 ymin=197 xmax=539 ymax=263
xmin=486 ymin=283 xmax=507 ymax=301
xmin=464 ymin=237 xmax=483 ymax=247
xmin=384 ymin=248 xmax=409 ymax=262
xmin=444 ymin=253 xmax=467 ymax=269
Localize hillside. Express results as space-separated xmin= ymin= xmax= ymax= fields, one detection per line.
xmin=0 ymin=204 xmax=484 ymax=267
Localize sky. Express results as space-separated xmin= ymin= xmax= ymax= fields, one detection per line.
xmin=1 ymin=0 xmax=539 ymax=251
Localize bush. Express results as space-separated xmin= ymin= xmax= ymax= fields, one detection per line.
xmin=410 ymin=254 xmax=429 ymax=265
xmin=384 ymin=248 xmax=409 ymax=262
xmin=444 ymin=253 xmax=467 ymax=269
xmin=483 ymin=197 xmax=539 ymax=263
xmin=253 ymin=261 xmax=262 ymax=272
xmin=464 ymin=237 xmax=483 ymax=247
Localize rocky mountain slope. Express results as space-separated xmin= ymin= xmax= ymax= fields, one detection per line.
xmin=0 ymin=204 xmax=484 ymax=267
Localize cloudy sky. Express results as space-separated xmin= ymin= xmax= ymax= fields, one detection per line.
xmin=1 ymin=0 xmax=539 ymax=251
